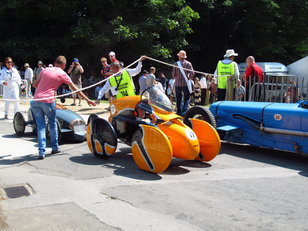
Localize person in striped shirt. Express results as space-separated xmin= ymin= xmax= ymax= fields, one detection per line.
xmin=171 ymin=50 xmax=194 ymax=116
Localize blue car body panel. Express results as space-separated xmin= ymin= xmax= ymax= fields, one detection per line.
xmin=209 ymin=101 xmax=308 ymax=155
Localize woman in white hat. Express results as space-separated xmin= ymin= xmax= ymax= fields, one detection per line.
xmin=213 ymin=49 xmax=240 ymax=101
xmin=0 ymin=57 xmax=22 ymax=119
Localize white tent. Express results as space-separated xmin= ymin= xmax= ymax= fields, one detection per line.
xmin=287 ymin=56 xmax=308 ymax=87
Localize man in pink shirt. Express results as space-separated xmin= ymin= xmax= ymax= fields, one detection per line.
xmin=31 ymin=55 xmax=96 ymax=159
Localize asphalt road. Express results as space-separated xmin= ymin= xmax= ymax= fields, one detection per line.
xmin=0 ymin=102 xmax=308 ymax=231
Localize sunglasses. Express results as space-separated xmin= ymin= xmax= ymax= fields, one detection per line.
xmin=6 ymin=61 xmax=13 ymax=64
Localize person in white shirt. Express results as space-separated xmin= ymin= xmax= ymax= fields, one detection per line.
xmin=0 ymin=57 xmax=22 ymax=119
xmin=24 ymin=63 xmax=34 ymax=98
xmin=96 ymin=56 xmax=146 ymax=104
xmin=213 ymin=49 xmax=240 ymax=101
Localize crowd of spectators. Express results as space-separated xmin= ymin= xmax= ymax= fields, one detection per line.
xmin=0 ymin=50 xmax=302 ymax=109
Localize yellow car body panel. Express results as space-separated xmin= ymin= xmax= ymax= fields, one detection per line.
xmin=190 ymin=118 xmax=221 ymax=161
xmin=132 ymin=125 xmax=172 ymax=173
xmin=158 ymin=119 xmax=200 ymax=160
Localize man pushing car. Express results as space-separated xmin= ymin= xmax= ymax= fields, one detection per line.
xmin=31 ymin=55 xmax=96 ymax=160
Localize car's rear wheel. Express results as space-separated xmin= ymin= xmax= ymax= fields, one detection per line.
xmin=184 ymin=106 xmax=216 ymax=128
xmin=13 ymin=112 xmax=26 ymax=136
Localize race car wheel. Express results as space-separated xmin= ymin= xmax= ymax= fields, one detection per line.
xmin=184 ymin=106 xmax=216 ymax=128
xmin=13 ymin=112 xmax=26 ymax=136
xmin=131 ymin=125 xmax=172 ymax=173
xmin=87 ymin=113 xmax=99 ymax=126
xmin=87 ymin=118 xmax=118 ymax=159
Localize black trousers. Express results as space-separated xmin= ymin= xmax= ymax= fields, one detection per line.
xmin=217 ymin=88 xmax=226 ymax=101
xmin=201 ymin=88 xmax=207 ymax=105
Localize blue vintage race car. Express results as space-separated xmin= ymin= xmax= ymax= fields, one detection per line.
xmin=184 ymin=101 xmax=308 ymax=155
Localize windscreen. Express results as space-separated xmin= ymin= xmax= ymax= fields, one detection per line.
xmin=141 ymin=86 xmax=173 ymax=112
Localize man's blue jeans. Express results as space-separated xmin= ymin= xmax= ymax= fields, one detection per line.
xmin=175 ymin=86 xmax=190 ymax=116
xmin=30 ymin=101 xmax=59 ymax=156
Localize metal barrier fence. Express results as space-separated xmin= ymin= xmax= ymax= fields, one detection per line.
xmin=240 ymin=74 xmax=307 ymax=103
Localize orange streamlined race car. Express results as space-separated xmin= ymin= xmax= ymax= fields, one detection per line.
xmin=86 ymin=86 xmax=221 ymax=173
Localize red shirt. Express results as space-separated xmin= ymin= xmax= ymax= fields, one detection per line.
xmin=110 ymin=58 xmax=119 ymax=64
xmin=244 ymin=63 xmax=264 ymax=84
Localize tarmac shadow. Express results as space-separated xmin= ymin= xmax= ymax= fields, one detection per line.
xmin=162 ymin=165 xmax=190 ymax=175
xmin=69 ymin=153 xmax=108 ymax=166
xmin=0 ymin=154 xmax=38 ymax=166
xmin=69 ymin=152 xmax=162 ymax=181
xmin=161 ymin=159 xmax=211 ymax=175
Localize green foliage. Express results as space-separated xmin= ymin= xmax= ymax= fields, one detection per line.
xmin=0 ymin=0 xmax=307 ymax=74
xmin=188 ymin=0 xmax=308 ymax=71
xmin=0 ymin=0 xmax=199 ymax=70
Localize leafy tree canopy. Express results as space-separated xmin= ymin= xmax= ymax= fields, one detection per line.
xmin=0 ymin=0 xmax=307 ymax=74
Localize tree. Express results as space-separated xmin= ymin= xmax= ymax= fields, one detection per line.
xmin=0 ymin=0 xmax=199 ymax=74
xmin=187 ymin=0 xmax=308 ymax=72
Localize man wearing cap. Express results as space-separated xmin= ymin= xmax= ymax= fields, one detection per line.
xmin=214 ymin=49 xmax=240 ymax=101
xmin=32 ymin=61 xmax=44 ymax=95
xmin=96 ymin=56 xmax=146 ymax=103
xmin=68 ymin=58 xmax=84 ymax=106
xmin=172 ymin=50 xmax=194 ymax=116
xmin=24 ymin=63 xmax=34 ymax=98
xmin=31 ymin=55 xmax=96 ymax=159
xmin=108 ymin=51 xmax=119 ymax=64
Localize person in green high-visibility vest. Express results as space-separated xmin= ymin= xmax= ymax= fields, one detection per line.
xmin=213 ymin=49 xmax=240 ymax=101
xmin=96 ymin=56 xmax=146 ymax=104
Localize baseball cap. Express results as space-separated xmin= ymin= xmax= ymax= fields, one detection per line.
xmin=24 ymin=63 xmax=29 ymax=67
xmin=73 ymin=58 xmax=79 ymax=63
xmin=37 ymin=61 xmax=43 ymax=65
xmin=109 ymin=51 xmax=116 ymax=56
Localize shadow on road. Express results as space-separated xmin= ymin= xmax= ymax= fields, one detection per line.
xmin=220 ymin=142 xmax=308 ymax=177
xmin=0 ymin=154 xmax=41 ymax=166
xmin=162 ymin=159 xmax=212 ymax=175
xmin=69 ymin=146 xmax=213 ymax=179
xmin=2 ymin=133 xmax=36 ymax=140
xmin=69 ymin=152 xmax=162 ymax=181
